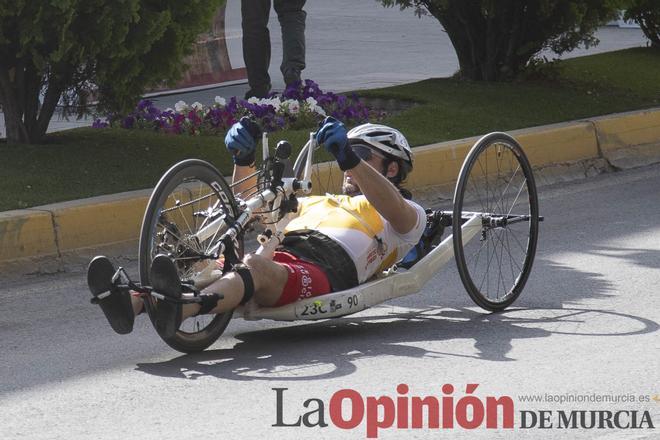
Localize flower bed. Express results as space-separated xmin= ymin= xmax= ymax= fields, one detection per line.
xmin=93 ymin=80 xmax=379 ymax=135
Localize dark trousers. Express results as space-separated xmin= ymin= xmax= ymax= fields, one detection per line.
xmin=241 ymin=0 xmax=306 ymax=97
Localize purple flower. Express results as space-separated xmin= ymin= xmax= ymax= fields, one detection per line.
xmin=92 ymin=118 xmax=109 ymax=129
xmin=343 ymin=107 xmax=357 ymax=120
xmin=147 ymin=105 xmax=161 ymax=118
xmin=121 ymin=116 xmax=135 ymax=129
xmin=137 ymin=99 xmax=152 ymax=111
xmin=283 ymin=80 xmax=303 ymax=100
xmin=102 ymin=78 xmax=376 ymax=136
xmin=226 ymin=97 xmax=239 ymax=114
xmin=302 ymin=79 xmax=322 ymax=99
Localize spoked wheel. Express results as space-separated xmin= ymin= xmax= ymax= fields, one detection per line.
xmin=452 ymin=133 xmax=540 ymax=311
xmin=292 ymin=140 xmax=342 ymax=193
xmin=138 ymin=159 xmax=238 ymax=353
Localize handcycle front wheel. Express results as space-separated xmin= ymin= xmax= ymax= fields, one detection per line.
xmin=292 ymin=139 xmax=342 ymax=194
xmin=138 ymin=159 xmax=238 ymax=353
xmin=453 ymin=132 xmax=540 ymax=311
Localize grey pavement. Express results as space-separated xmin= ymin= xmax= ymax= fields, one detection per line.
xmin=1 ymin=164 xmax=659 ymax=439
xmin=0 ymin=0 xmax=649 ymax=138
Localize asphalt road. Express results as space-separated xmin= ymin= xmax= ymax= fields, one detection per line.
xmin=1 ymin=164 xmax=659 ymax=439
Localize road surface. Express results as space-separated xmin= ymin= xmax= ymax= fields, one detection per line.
xmin=1 ymin=164 xmax=659 ymax=439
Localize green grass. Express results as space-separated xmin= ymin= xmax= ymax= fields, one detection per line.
xmin=1 ymin=47 xmax=659 ymax=212
xmin=363 ymin=47 xmax=660 ymax=146
xmin=559 ymin=47 xmax=660 ymax=99
xmin=0 ymin=127 xmax=313 ymax=211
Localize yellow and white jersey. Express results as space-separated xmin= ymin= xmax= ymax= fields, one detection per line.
xmin=285 ymin=195 xmax=426 ymax=283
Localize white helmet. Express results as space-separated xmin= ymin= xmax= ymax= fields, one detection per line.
xmin=347 ymin=123 xmax=413 ymax=167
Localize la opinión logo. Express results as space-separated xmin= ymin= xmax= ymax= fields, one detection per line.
xmin=272 ymin=383 xmax=514 ymax=438
xmin=519 ymin=410 xmax=654 ymax=429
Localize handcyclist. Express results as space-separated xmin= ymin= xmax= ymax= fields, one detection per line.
xmin=90 ymin=116 xmax=426 ymax=336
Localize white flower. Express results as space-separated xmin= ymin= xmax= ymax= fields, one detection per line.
xmin=247 ymin=97 xmax=260 ymax=104
xmin=305 ymin=96 xmax=318 ymax=107
xmin=262 ymin=97 xmax=281 ymax=111
xmin=312 ymin=105 xmax=326 ymax=116
xmin=289 ymin=101 xmax=301 ymax=114
xmin=164 ymin=108 xmax=174 ymax=113
xmin=174 ymin=100 xmax=188 ymax=112
xmin=214 ymin=96 xmax=226 ymax=106
xmin=283 ymin=99 xmax=300 ymax=114
xmin=191 ymin=101 xmax=203 ymax=111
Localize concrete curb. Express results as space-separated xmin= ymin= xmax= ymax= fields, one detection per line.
xmin=0 ymin=189 xmax=151 ymax=263
xmin=1 ymin=108 xmax=659 ymax=265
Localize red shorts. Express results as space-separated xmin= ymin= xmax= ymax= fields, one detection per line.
xmin=272 ymin=251 xmax=332 ymax=307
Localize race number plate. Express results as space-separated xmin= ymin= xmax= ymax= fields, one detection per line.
xmin=294 ymin=294 xmax=362 ymax=319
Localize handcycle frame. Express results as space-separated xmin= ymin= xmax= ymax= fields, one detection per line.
xmin=132 ymin=130 xmax=541 ymax=328
xmin=236 ymin=212 xmax=482 ymax=321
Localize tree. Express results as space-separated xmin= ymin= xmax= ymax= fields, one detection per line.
xmin=0 ymin=0 xmax=224 ymax=144
xmin=624 ymin=1 xmax=660 ymax=48
xmin=380 ymin=0 xmax=620 ymax=81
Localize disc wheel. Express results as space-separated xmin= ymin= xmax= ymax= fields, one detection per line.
xmin=138 ymin=159 xmax=238 ymax=353
xmin=452 ymin=133 xmax=540 ymax=311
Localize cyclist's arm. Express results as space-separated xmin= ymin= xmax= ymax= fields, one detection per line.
xmin=348 ymin=160 xmax=419 ymax=235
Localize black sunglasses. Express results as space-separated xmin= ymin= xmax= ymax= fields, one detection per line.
xmin=352 ymin=144 xmax=386 ymax=162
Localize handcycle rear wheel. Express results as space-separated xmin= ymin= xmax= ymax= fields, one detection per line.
xmin=138 ymin=159 xmax=238 ymax=353
xmin=453 ymin=133 xmax=539 ymax=311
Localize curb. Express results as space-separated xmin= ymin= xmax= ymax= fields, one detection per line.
xmin=1 ymin=108 xmax=659 ymax=265
xmin=0 ymin=189 xmax=151 ymax=263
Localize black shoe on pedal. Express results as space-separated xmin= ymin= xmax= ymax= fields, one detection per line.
xmin=150 ymin=255 xmax=183 ymax=338
xmin=87 ymin=256 xmax=134 ymax=335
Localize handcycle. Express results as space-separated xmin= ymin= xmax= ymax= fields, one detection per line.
xmin=89 ymin=130 xmax=542 ymax=353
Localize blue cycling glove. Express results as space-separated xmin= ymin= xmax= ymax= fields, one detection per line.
xmin=315 ymin=117 xmax=361 ymax=171
xmin=225 ymin=117 xmax=261 ymax=166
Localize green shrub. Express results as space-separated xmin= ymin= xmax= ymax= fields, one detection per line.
xmin=625 ymin=1 xmax=660 ymax=48
xmin=380 ymin=1 xmax=620 ymax=81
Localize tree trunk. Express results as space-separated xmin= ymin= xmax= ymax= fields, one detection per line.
xmin=425 ymin=0 xmax=482 ymax=80
xmin=423 ymin=0 xmax=533 ymax=81
xmin=1 ymin=98 xmax=30 ymax=143
xmin=0 ymin=65 xmax=61 ymax=144
xmin=34 ymin=75 xmax=63 ymax=141
xmin=637 ymin=14 xmax=660 ymax=49
xmin=0 ymin=67 xmax=30 ymax=143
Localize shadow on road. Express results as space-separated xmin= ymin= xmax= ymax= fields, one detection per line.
xmin=587 ymin=245 xmax=660 ymax=270
xmin=520 ymin=260 xmax=617 ymax=309
xmin=135 ymin=251 xmax=657 ymax=382
xmin=135 ymin=305 xmax=658 ymax=382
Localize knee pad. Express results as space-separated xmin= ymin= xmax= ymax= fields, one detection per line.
xmin=233 ymin=264 xmax=255 ymax=305
xmin=195 ymin=264 xmax=255 ymax=316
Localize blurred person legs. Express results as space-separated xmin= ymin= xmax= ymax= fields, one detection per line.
xmin=275 ymin=0 xmax=306 ymax=87
xmin=241 ymin=0 xmax=306 ymax=99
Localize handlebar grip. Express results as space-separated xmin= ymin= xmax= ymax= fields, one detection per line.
xmin=271 ymin=162 xmax=285 ymax=188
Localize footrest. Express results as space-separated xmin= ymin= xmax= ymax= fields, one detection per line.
xmin=87 ymin=256 xmax=135 ymax=334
